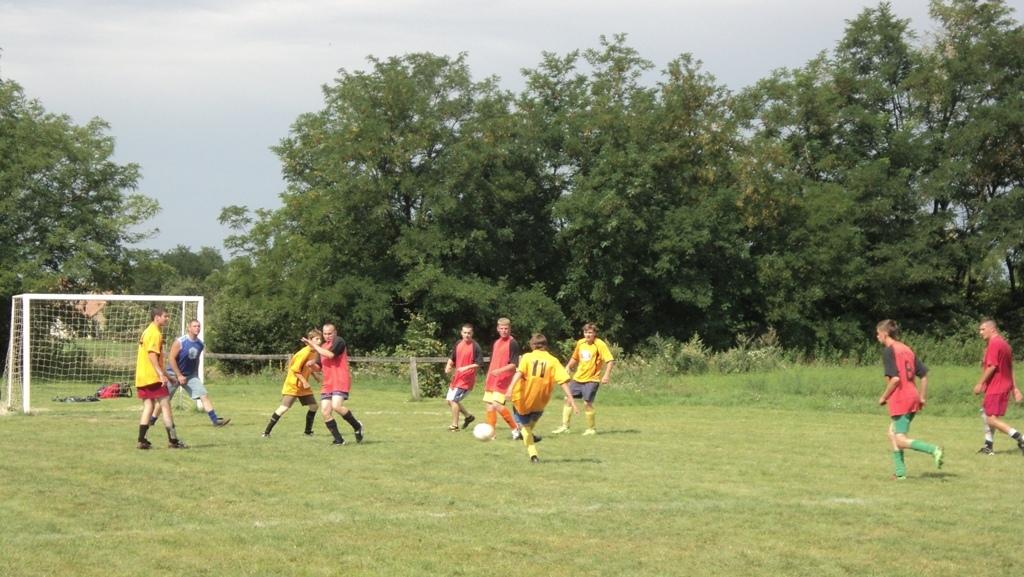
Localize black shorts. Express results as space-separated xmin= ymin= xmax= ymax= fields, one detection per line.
xmin=569 ymin=381 xmax=600 ymax=403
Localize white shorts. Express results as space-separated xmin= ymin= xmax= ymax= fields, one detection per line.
xmin=446 ymin=387 xmax=470 ymax=403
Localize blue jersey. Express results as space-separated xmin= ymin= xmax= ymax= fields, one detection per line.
xmin=172 ymin=336 xmax=204 ymax=377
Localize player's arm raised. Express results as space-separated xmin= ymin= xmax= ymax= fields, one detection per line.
xmin=302 ymin=337 xmax=334 ymax=359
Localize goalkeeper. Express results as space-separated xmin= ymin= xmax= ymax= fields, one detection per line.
xmin=151 ymin=319 xmax=229 ymax=427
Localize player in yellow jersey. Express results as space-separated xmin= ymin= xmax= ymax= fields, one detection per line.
xmin=262 ymin=329 xmax=323 ymax=437
xmin=509 ymin=333 xmax=578 ymax=463
xmin=134 ymin=307 xmax=186 ymax=449
xmin=552 ymin=323 xmax=614 ymax=436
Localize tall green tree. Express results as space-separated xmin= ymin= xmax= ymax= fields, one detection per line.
xmin=735 ymin=3 xmax=970 ymax=349
xmin=0 ymin=76 xmax=157 ymax=365
xmin=523 ymin=35 xmax=752 ymax=347
xmin=912 ymin=0 xmax=1024 ymax=319
xmin=217 ymin=53 xmax=566 ymax=356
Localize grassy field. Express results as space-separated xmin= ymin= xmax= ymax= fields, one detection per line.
xmin=2 ymin=365 xmax=1023 ymax=577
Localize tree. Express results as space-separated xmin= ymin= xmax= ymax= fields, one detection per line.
xmin=912 ymin=0 xmax=1024 ymax=320
xmin=0 ymin=76 xmax=158 ymax=366
xmin=733 ymin=3 xmax=970 ymax=350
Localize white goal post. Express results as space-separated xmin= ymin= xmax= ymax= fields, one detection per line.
xmin=3 ymin=294 xmax=204 ymax=414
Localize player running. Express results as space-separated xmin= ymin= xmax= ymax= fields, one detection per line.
xmin=509 ymin=333 xmax=578 ymax=463
xmin=876 ymin=319 xmax=943 ymax=479
xmin=482 ymin=318 xmax=522 ymax=440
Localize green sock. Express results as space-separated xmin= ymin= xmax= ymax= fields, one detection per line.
xmin=892 ymin=450 xmax=906 ymax=477
xmin=909 ymin=440 xmax=936 ymax=454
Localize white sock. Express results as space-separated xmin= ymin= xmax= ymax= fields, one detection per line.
xmin=1009 ymin=428 xmax=1020 ymax=439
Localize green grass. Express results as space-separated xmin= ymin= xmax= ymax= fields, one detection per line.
xmin=2 ymin=366 xmax=1023 ymax=577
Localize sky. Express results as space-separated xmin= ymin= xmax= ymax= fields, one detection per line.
xmin=1 ymin=0 xmax=1021 ymax=253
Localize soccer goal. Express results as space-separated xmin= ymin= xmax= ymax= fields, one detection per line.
xmin=3 ymin=294 xmax=204 ymax=414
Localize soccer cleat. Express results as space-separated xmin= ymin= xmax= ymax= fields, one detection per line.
xmin=551 ymin=425 xmax=570 ymax=435
xmin=168 ymin=440 xmax=188 ymax=449
xmin=137 ymin=439 xmax=152 ymax=450
xmin=354 ymin=422 xmax=365 ymax=443
xmin=303 ymin=430 xmax=314 ymax=436
xmin=977 ymin=445 xmax=994 ymax=455
xmin=261 ymin=432 xmax=271 ymax=438
xmin=933 ymin=446 xmax=944 ymax=469
xmin=1018 ymin=439 xmax=1024 ymax=456
xmin=530 ymin=455 xmax=540 ymax=464
xmin=462 ymin=414 xmax=476 ymax=429
xmin=511 ymin=429 xmax=522 ymax=441
xmin=332 ymin=438 xmax=347 ymax=446
xmin=532 ymin=434 xmax=542 ymax=444
xmin=213 ymin=418 xmax=231 ymax=427
xmin=582 ymin=428 xmax=597 ymax=436
xmin=448 ymin=424 xmax=460 ymax=432
xmin=892 ymin=474 xmax=906 ymax=481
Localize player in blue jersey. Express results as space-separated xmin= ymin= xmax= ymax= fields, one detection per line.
xmin=151 ymin=319 xmax=230 ymax=427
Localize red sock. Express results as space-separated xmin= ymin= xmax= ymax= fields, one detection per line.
xmin=499 ymin=407 xmax=517 ymax=430
xmin=486 ymin=411 xmax=497 ymax=428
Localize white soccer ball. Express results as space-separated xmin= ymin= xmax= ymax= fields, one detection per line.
xmin=472 ymin=422 xmax=495 ymax=442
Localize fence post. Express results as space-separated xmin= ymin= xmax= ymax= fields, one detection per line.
xmin=409 ymin=357 xmax=421 ymax=401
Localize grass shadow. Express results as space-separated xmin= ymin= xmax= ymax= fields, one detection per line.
xmin=589 ymin=428 xmax=641 ymax=436
xmin=917 ymin=471 xmax=958 ymax=481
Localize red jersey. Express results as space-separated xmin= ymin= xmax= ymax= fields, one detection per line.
xmin=484 ymin=336 xmax=521 ymax=394
xmin=320 ymin=337 xmax=351 ymax=394
xmin=449 ymin=339 xmax=482 ymax=391
xmin=883 ymin=341 xmax=924 ymax=416
xmin=983 ymin=335 xmax=1014 ymax=395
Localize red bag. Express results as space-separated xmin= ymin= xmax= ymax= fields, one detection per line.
xmin=97 ymin=383 xmax=127 ymax=398
xmin=95 ymin=383 xmax=133 ymax=399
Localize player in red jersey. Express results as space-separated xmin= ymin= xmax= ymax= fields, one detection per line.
xmin=876 ymin=320 xmax=943 ymax=479
xmin=482 ymin=318 xmax=522 ymax=439
xmin=303 ymin=323 xmax=364 ymax=445
xmin=973 ymin=319 xmax=1024 ymax=455
xmin=445 ymin=323 xmax=482 ymax=431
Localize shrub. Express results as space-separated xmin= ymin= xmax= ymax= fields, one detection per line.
xmin=393 ymin=313 xmax=448 ymax=398
xmin=710 ymin=331 xmax=784 ymax=374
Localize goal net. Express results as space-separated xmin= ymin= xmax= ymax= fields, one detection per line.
xmin=3 ymin=294 xmax=204 ymax=413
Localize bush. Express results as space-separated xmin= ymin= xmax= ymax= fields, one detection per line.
xmin=393 ymin=313 xmax=448 ymax=398
xmin=635 ymin=333 xmax=709 ymax=375
xmin=710 ymin=332 xmax=783 ymax=374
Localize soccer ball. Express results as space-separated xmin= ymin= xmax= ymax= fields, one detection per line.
xmin=472 ymin=422 xmax=495 ymax=442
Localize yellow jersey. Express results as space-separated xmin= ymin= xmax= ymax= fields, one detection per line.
xmin=570 ymin=338 xmax=614 ymax=383
xmin=135 ymin=322 xmax=164 ymax=387
xmin=512 ymin=350 xmax=570 ymax=415
xmin=283 ymin=345 xmax=318 ymax=396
